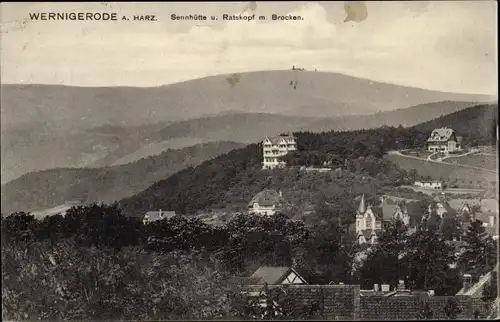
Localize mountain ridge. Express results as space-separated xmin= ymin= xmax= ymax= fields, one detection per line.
xmin=0 ymin=100 xmax=488 ymax=184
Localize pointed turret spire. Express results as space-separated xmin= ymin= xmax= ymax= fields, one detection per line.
xmin=358 ymin=194 xmax=366 ymax=214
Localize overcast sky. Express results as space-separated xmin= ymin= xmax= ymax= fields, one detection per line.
xmin=1 ymin=1 xmax=497 ymax=95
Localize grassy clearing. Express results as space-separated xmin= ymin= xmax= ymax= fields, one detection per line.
xmin=384 ymin=154 xmax=497 ymax=189
xmin=446 ymin=154 xmax=498 ymax=171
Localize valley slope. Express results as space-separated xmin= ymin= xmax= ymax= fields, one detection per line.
xmin=0 ymin=141 xmax=244 ymax=214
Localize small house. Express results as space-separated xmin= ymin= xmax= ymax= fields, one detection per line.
xmin=414 ymin=181 xmax=443 ymax=190
xmin=142 ymin=209 xmax=177 ymax=224
xmin=248 ymin=189 xmax=290 ymax=216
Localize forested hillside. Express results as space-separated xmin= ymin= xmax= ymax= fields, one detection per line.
xmin=119 ymin=104 xmax=497 ymax=216
xmin=1 ymin=142 xmax=244 ymax=214
xmin=286 ymin=103 xmax=497 ymax=167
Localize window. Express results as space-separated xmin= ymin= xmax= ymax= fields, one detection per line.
xmin=365 ymin=214 xmax=372 ymax=229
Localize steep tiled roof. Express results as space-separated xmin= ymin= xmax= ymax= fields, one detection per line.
xmin=361 ymin=229 xmax=378 ymax=239
xmin=264 ymin=133 xmax=295 ymax=145
xmin=427 ymin=128 xmax=455 ymax=142
xmin=360 ymin=295 xmax=488 ymax=320
xmin=404 ymin=201 xmax=425 ymax=220
xmin=370 ymin=206 xmax=384 ymax=220
xmin=448 ymin=199 xmax=481 ymax=212
xmin=481 ymin=198 xmax=499 ymax=212
xmin=381 ymin=198 xmax=400 ymax=220
xmin=248 ymin=189 xmax=289 ymax=208
xmin=475 ymin=211 xmax=497 ymax=224
xmin=245 ymin=284 xmax=360 ymax=320
xmin=248 ymin=266 xmax=306 ymax=285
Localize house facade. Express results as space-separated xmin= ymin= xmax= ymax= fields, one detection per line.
xmin=262 ymin=133 xmax=297 ymax=170
xmin=355 ymin=195 xmax=413 ymax=244
xmin=414 ymin=181 xmax=443 ymax=190
xmin=248 ymin=189 xmax=290 ymax=216
xmin=248 ymin=266 xmax=308 ymax=285
xmin=142 ymin=209 xmax=177 ymax=224
xmin=427 ymin=127 xmax=462 ymax=153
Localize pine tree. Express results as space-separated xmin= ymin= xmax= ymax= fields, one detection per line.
xmin=404 ymin=223 xmax=457 ymax=294
xmin=359 ymin=219 xmax=409 ymax=288
xmin=458 ymin=219 xmax=497 ymax=277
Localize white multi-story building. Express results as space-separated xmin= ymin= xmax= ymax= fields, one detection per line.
xmin=427 ymin=127 xmax=462 ymax=153
xmin=262 ymin=133 xmax=297 ymax=170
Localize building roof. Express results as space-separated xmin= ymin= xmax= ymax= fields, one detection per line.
xmin=361 ymin=229 xmax=378 ymax=239
xmin=404 ymin=201 xmax=426 ymax=220
xmin=244 ymin=284 xmax=359 ymax=320
xmin=248 ymin=266 xmax=307 ymax=285
xmin=431 ymin=201 xmax=456 ymax=217
xmin=248 ymin=189 xmax=289 ymax=208
xmin=360 ymin=296 xmax=488 ymax=320
xmin=264 ymin=133 xmax=295 ymax=145
xmin=481 ymin=198 xmax=499 ymax=212
xmin=358 ymin=194 xmax=367 ymax=214
xmin=475 ymin=212 xmax=498 ymax=234
xmin=427 ymin=128 xmax=455 ymax=142
xmin=143 ymin=210 xmax=177 ymax=222
xmin=381 ymin=198 xmax=401 ymax=220
xmin=370 ymin=206 xmax=384 ymax=220
xmin=448 ymin=199 xmax=481 ymax=212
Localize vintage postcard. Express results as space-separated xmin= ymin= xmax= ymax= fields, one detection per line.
xmin=1 ymin=1 xmax=498 ymax=320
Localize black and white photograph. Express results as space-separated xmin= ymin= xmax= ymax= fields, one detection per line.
xmin=1 ymin=1 xmax=498 ymax=320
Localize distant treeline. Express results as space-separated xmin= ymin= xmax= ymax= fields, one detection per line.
xmin=286 ymin=104 xmax=497 ymax=167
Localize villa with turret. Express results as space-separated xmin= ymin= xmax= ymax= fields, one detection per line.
xmin=355 ymin=195 xmax=412 ymax=245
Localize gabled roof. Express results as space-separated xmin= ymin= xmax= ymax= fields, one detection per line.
xmin=264 ymin=133 xmax=295 ymax=145
xmin=427 ymin=128 xmax=455 ymax=142
xmin=448 ymin=199 xmax=481 ymax=211
xmin=248 ymin=189 xmax=289 ymax=208
xmin=475 ymin=211 xmax=497 ymax=226
xmin=404 ymin=201 xmax=426 ymax=222
xmin=248 ymin=266 xmax=307 ymax=285
xmin=370 ymin=206 xmax=384 ymax=220
xmin=381 ymin=198 xmax=401 ymax=220
xmin=360 ymin=229 xmax=378 ymax=239
xmin=481 ymin=199 xmax=499 ymax=213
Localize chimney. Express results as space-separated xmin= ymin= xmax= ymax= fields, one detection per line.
xmin=463 ymin=274 xmax=472 ymax=292
xmin=374 ymin=284 xmax=380 ymax=292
